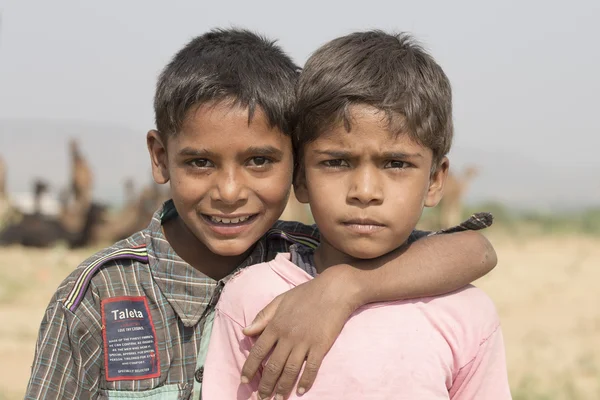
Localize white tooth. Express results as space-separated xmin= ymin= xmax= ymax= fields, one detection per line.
xmin=231 ymin=218 xmax=240 ymax=223
xmin=239 ymin=216 xmax=248 ymax=222
xmin=223 ymin=218 xmax=232 ymax=224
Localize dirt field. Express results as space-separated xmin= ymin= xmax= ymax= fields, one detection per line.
xmin=1 ymin=234 xmax=599 ymax=399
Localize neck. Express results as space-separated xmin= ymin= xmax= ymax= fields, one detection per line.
xmin=313 ymin=238 xmax=363 ymax=274
xmin=163 ymin=216 xmax=251 ymax=281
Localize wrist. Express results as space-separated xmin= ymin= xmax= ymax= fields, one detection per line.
xmin=320 ymin=264 xmax=368 ymax=311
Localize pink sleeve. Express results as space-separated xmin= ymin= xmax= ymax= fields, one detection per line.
xmin=449 ymin=325 xmax=512 ymax=399
xmin=202 ymin=308 xmax=260 ymax=400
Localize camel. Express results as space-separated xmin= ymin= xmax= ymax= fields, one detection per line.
xmin=70 ymin=138 xmax=93 ymax=205
xmin=437 ymin=165 xmax=479 ymax=229
xmin=56 ymin=139 xmax=96 ymax=235
xmin=91 ymin=180 xmax=170 ymax=244
xmin=279 ymin=187 xmax=314 ymax=225
xmin=0 ymin=178 xmax=107 ymax=248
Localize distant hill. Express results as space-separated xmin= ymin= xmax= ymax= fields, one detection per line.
xmin=1 ymin=118 xmax=598 ymax=211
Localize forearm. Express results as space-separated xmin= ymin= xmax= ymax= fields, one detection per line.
xmin=334 ymin=230 xmax=497 ymax=306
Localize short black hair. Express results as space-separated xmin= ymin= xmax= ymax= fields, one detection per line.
xmin=154 ymin=28 xmax=299 ymax=138
xmin=295 ymin=30 xmax=453 ymax=166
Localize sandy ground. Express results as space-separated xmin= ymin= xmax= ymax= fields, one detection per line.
xmin=0 ymin=234 xmax=599 ymax=399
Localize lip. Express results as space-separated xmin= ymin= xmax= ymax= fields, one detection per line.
xmin=344 ymin=218 xmax=385 ymax=226
xmin=342 ymin=218 xmax=386 ymax=234
xmin=201 ymin=213 xmax=259 ymax=236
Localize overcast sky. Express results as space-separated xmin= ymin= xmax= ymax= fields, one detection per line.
xmin=0 ymin=0 xmax=598 ymax=210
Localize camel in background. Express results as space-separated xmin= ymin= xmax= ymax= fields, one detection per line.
xmin=0 ymin=178 xmax=106 ymax=248
xmin=70 ymin=138 xmax=93 ymax=205
xmin=59 ymin=139 xmax=96 ymax=235
xmin=92 ymin=178 xmax=169 ymax=244
xmin=437 ymin=165 xmax=479 ymax=229
xmin=0 ymin=139 xmax=170 ymax=247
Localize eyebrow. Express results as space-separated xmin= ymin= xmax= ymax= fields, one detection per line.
xmin=381 ymin=151 xmax=423 ymax=159
xmin=244 ymin=146 xmax=285 ymax=158
xmin=313 ymin=149 xmax=423 ymax=159
xmin=178 ymin=147 xmax=217 ymax=157
xmin=177 ymin=146 xmax=284 ymax=158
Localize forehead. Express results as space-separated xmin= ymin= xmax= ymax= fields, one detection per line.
xmin=310 ymin=105 xmax=430 ymax=154
xmin=170 ymin=102 xmax=291 ymax=150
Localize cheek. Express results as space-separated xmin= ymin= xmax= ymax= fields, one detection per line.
xmin=169 ymin=170 xmax=212 ymax=204
xmin=305 ymin=173 xmax=341 ymax=214
xmin=255 ymin=165 xmax=293 ymax=208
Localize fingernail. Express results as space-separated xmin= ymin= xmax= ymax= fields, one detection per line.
xmin=275 ymin=395 xmax=284 ymax=400
xmin=241 ymin=376 xmax=249 ymax=384
xmin=297 ymin=387 xmax=306 ymax=395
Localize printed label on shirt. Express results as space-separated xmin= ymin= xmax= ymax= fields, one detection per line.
xmin=101 ymin=296 xmax=161 ymax=381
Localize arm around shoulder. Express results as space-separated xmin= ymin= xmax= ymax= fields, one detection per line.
xmin=347 ymin=229 xmax=498 ymax=306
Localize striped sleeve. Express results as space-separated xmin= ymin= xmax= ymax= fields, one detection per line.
xmin=25 ymin=300 xmax=102 ymax=399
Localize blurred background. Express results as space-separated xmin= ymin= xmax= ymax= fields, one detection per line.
xmin=0 ymin=0 xmax=599 ymax=398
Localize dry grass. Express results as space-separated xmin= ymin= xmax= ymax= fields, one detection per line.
xmin=0 ymin=234 xmax=599 ymax=399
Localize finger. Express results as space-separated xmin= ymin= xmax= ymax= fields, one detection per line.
xmin=243 ymin=296 xmax=282 ymax=337
xmin=296 ymin=347 xmax=326 ymax=396
xmin=273 ymin=346 xmax=308 ymax=400
xmin=257 ymin=341 xmax=293 ymax=400
xmin=241 ymin=330 xmax=277 ymax=384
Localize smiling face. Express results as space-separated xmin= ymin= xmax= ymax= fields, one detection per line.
xmin=147 ymin=101 xmax=293 ymax=258
xmin=295 ymin=105 xmax=448 ymax=265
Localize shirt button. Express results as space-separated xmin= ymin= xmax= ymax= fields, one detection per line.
xmin=195 ymin=366 xmax=204 ymax=383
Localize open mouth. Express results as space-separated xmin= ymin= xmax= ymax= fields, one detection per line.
xmin=202 ymin=214 xmax=258 ymax=226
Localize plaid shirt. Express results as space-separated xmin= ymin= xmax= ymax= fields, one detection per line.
xmin=24 ymin=201 xmax=318 ymax=400
xmin=25 ymin=199 xmax=491 ymax=400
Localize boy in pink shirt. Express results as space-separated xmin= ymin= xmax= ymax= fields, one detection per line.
xmin=203 ymin=30 xmax=511 ymax=399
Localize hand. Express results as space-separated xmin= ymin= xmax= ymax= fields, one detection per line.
xmin=241 ymin=265 xmax=363 ymax=399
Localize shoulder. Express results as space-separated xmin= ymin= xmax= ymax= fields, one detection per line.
xmin=422 ymin=286 xmax=501 ymax=363
xmin=54 ymin=230 xmax=149 ymax=313
xmin=427 ymin=285 xmax=500 ymax=330
xmin=218 ymin=257 xmax=294 ymax=325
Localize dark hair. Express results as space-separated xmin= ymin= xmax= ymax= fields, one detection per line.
xmin=154 ymin=28 xmax=299 ymax=137
xmin=295 ymin=30 xmax=453 ymax=166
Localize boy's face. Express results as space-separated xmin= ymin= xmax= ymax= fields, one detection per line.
xmin=147 ymin=102 xmax=293 ymax=257
xmin=295 ymin=105 xmax=448 ymax=260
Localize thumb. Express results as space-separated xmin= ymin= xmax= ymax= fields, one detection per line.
xmin=242 ymin=296 xmax=281 ymax=336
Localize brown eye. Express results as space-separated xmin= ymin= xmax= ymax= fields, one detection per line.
xmin=323 ymin=159 xmax=349 ymax=168
xmin=248 ymin=157 xmax=272 ymax=167
xmin=386 ymin=160 xmax=409 ymax=169
xmin=189 ymin=159 xmax=214 ymax=168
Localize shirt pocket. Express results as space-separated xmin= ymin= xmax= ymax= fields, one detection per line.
xmin=98 ymin=384 xmax=188 ymax=400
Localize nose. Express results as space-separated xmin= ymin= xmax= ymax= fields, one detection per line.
xmin=210 ymin=167 xmax=249 ymax=206
xmin=347 ymin=165 xmax=383 ymax=206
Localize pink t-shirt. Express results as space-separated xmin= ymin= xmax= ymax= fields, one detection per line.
xmin=203 ymin=253 xmax=511 ymax=399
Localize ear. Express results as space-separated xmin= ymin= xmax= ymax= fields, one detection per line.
xmin=424 ymin=156 xmax=449 ymax=208
xmin=147 ymin=130 xmax=170 ymax=184
xmin=292 ymin=164 xmax=310 ymax=204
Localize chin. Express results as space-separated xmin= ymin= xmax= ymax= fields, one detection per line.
xmin=343 ymin=246 xmax=387 ymax=260
xmin=207 ymin=241 xmax=254 ymax=257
